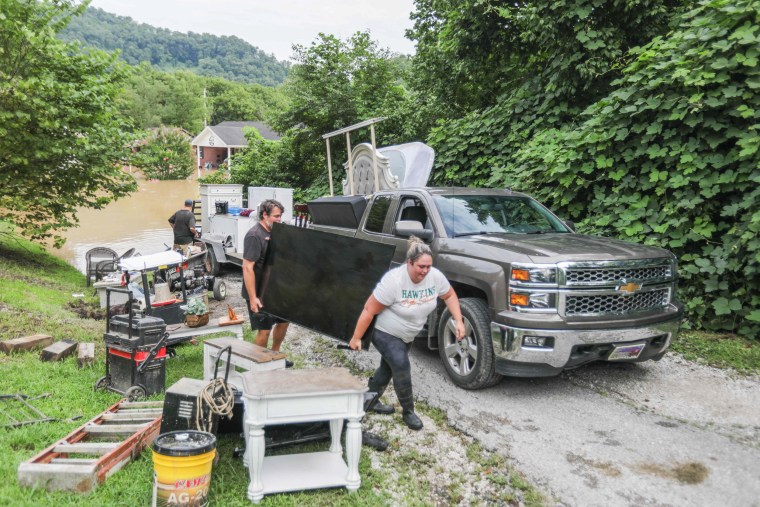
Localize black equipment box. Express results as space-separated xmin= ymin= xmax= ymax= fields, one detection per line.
xmin=106 ymin=315 xmax=166 ymax=347
xmin=106 ymin=343 xmax=167 ymax=397
xmin=160 ymin=377 xmax=220 ymax=434
xmin=147 ymin=301 xmax=185 ymax=325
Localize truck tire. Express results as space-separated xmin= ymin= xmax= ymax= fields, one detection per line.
xmin=212 ymin=279 xmax=227 ymax=301
xmin=438 ymin=298 xmax=502 ymax=390
xmin=205 ymin=248 xmax=221 ymax=276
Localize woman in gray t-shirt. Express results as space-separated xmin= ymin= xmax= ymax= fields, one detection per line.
xmin=349 ymin=237 xmax=465 ymax=430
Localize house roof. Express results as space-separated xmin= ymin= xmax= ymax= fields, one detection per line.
xmin=191 ymin=121 xmax=280 ymax=147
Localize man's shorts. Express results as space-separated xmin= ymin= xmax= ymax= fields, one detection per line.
xmin=248 ymin=309 xmax=287 ymax=331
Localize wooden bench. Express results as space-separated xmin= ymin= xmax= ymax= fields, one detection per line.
xmin=165 ymin=319 xmax=244 ymax=347
xmin=203 ymin=337 xmax=287 ymax=391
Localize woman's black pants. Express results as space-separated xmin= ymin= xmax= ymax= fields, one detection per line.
xmin=369 ymin=329 xmax=415 ymax=413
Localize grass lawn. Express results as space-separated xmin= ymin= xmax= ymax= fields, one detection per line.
xmin=0 ymin=229 xmax=391 ymax=506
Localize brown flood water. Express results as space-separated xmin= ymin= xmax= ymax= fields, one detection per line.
xmin=49 ymin=179 xmax=200 ymax=274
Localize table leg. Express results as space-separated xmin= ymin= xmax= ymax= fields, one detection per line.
xmin=202 ymin=345 xmax=213 ymax=382
xmin=345 ymin=417 xmax=361 ymax=491
xmin=246 ymin=422 xmax=265 ymax=503
xmin=329 ymin=418 xmax=343 ymax=454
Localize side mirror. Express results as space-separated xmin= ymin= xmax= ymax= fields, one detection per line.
xmin=564 ymin=220 xmax=576 ymax=232
xmin=395 ymin=220 xmax=433 ymax=241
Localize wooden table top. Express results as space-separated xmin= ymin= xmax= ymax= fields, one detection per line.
xmin=241 ymin=367 xmax=367 ymax=397
xmin=205 ymin=337 xmax=287 ymax=363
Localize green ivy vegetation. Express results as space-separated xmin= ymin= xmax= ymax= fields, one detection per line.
xmin=426 ymin=0 xmax=758 ymax=336
xmin=508 ymin=0 xmax=760 ymax=337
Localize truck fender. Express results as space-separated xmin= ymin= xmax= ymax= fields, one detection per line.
xmin=435 ymin=253 xmax=507 ymax=310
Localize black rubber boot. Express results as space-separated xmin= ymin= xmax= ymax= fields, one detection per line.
xmin=366 ymin=378 xmax=395 ymax=415
xmin=398 ymin=386 xmax=422 ymax=430
xmin=362 ymin=431 xmax=389 ymax=451
xmin=402 ymin=410 xmax=423 ymax=430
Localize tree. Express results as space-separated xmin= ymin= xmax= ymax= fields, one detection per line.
xmin=129 ymin=127 xmax=194 ymax=180
xmin=0 ymin=0 xmax=136 ymax=247
xmin=269 ymin=31 xmax=415 ymax=197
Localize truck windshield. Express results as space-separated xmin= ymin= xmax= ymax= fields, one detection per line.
xmin=432 ymin=195 xmax=571 ymax=237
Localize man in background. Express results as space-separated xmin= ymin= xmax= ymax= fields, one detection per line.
xmin=168 ymin=198 xmax=197 ymax=256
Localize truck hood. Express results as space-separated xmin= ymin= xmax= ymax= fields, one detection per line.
xmin=443 ymin=233 xmax=673 ymax=264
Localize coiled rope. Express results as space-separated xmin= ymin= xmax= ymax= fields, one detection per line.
xmin=195 ymin=377 xmax=234 ymax=433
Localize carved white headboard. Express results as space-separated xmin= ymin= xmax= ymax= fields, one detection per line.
xmin=341 ymin=142 xmax=435 ymax=196
xmin=342 ymin=143 xmax=399 ymax=195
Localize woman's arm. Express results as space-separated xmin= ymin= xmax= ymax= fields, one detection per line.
xmin=440 ymin=287 xmax=466 ymax=340
xmin=349 ymin=294 xmax=386 ymax=350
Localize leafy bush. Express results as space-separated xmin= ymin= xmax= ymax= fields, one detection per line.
xmin=503 ymin=0 xmax=760 ymax=336
xmin=129 ymin=127 xmax=194 ymax=180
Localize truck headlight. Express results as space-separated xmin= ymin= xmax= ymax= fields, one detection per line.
xmin=509 ymin=290 xmax=556 ymax=310
xmin=510 ymin=265 xmax=556 ymax=284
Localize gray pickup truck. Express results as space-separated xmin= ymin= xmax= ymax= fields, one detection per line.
xmin=308 ymin=187 xmax=683 ymax=389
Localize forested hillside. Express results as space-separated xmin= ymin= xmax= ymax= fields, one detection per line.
xmin=60 ymin=6 xmax=289 ymax=86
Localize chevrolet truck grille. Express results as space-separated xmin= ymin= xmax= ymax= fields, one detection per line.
xmin=564 ymin=265 xmax=671 ymax=285
xmin=563 ymin=287 xmax=670 ymax=316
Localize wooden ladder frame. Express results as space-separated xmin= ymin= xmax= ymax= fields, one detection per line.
xmin=18 ymin=399 xmax=163 ymax=493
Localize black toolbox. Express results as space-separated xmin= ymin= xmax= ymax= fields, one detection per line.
xmin=106 ymin=314 xmax=166 ymax=348
xmin=106 ymin=342 xmax=167 ymax=397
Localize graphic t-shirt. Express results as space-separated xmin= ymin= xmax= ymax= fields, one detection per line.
xmin=373 ymin=264 xmax=451 ymax=342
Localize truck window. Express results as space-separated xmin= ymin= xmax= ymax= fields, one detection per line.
xmin=364 ymin=195 xmax=392 ymax=233
xmin=433 ymin=194 xmax=569 ymax=236
xmin=397 ymin=198 xmax=431 ymax=229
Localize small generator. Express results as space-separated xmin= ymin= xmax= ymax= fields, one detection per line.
xmin=160 ymin=347 xmax=234 ymax=434
xmin=94 ymin=288 xmax=168 ymax=400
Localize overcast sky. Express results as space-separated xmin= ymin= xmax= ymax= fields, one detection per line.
xmin=89 ymin=0 xmax=417 ymax=62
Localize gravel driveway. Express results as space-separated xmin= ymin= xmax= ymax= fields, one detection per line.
xmin=214 ymin=271 xmax=760 ymax=506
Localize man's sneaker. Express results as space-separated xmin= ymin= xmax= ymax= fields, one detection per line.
xmin=285 ymin=360 xmax=294 ymax=368
xmin=370 ymin=401 xmax=395 ymax=415
xmin=361 ymin=431 xmax=389 ymax=451
xmin=402 ymin=410 xmax=423 ymax=431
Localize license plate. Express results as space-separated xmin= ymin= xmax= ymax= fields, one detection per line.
xmin=608 ymin=342 xmax=646 ymax=361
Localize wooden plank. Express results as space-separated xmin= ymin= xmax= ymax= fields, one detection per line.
xmin=53 ymin=443 xmax=120 ymax=455
xmin=118 ymin=400 xmax=164 ymax=409
xmin=40 ymin=340 xmax=78 ymax=362
xmin=100 ymin=413 xmax=158 ymax=422
xmin=50 ymin=458 xmax=98 ymax=465
xmin=84 ymin=424 xmax=149 ymax=434
xmin=1 ymin=334 xmax=54 ymax=354
xmin=205 ymin=336 xmax=287 ymax=362
xmin=77 ymin=343 xmax=95 ymax=368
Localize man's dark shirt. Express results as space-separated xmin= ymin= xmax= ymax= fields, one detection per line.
xmin=168 ymin=209 xmax=196 ymax=245
xmin=241 ymin=222 xmax=270 ymax=299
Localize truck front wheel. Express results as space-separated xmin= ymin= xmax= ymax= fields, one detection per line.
xmin=438 ymin=298 xmax=502 ymax=389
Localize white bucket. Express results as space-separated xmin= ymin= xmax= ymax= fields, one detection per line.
xmin=154 ymin=283 xmax=171 ymax=303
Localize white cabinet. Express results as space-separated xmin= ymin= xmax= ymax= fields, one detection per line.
xmin=199 ymin=184 xmax=244 ymax=233
xmin=208 ymin=215 xmax=256 ymax=253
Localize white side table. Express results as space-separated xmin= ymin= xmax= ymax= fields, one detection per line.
xmin=240 ymin=367 xmax=367 ymax=503
xmin=203 ymin=337 xmax=286 ymax=391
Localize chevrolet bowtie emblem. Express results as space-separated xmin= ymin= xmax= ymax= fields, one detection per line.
xmin=617 ymin=280 xmax=642 ymax=295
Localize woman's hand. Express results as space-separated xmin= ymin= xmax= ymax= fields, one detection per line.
xmin=348 ymin=336 xmax=362 ymax=350
xmin=455 ymin=319 xmax=466 ymax=341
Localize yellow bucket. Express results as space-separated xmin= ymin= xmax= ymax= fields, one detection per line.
xmin=152 ymin=431 xmax=216 ymax=507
